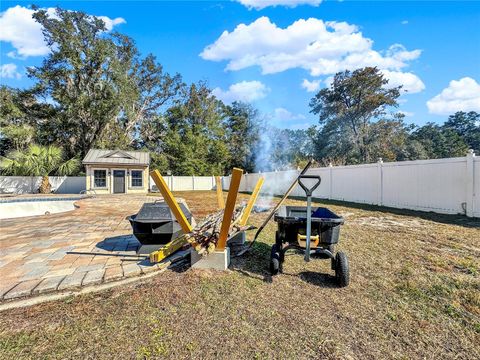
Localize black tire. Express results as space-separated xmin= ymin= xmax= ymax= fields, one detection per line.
xmin=270 ymin=244 xmax=283 ymax=275
xmin=272 ymin=241 xmax=285 ymax=262
xmin=327 ymin=244 xmax=335 ymax=254
xmin=270 ymin=258 xmax=280 ymax=275
xmin=335 ymin=252 xmax=349 ymax=287
xmin=275 ymin=231 xmax=280 ymax=243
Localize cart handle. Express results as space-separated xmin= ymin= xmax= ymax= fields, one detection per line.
xmin=298 ymin=175 xmax=321 ymax=197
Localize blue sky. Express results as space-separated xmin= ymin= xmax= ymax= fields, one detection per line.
xmin=1 ymin=0 xmax=479 ymax=129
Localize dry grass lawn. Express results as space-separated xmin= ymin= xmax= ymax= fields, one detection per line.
xmin=0 ymin=191 xmax=479 ymax=359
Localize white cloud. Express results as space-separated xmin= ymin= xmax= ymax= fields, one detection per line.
xmin=212 ymin=80 xmax=269 ymax=103
xmin=273 ymin=107 xmax=306 ymax=122
xmin=381 ymin=70 xmax=425 ymax=94
xmin=201 ymin=17 xmax=423 ymax=94
xmin=0 ymin=5 xmax=125 ymax=58
xmin=0 ymin=63 xmax=22 ymax=79
xmin=324 ymin=76 xmax=334 ymax=88
xmin=427 ymin=77 xmax=480 ymax=115
xmin=97 ymin=16 xmax=126 ymax=31
xmin=399 ymin=110 xmax=414 ymax=117
xmin=238 ymin=0 xmax=322 ymax=10
xmin=301 ymin=78 xmax=321 ymax=92
xmin=401 ymin=20 xmax=409 ymax=25
xmin=0 ymin=6 xmax=49 ymax=57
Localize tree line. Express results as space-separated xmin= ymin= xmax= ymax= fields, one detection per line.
xmin=1 ymin=7 xmax=479 ymax=178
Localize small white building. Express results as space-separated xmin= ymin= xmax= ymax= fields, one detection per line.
xmin=82 ymin=149 xmax=150 ymax=194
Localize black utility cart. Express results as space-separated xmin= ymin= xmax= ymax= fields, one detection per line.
xmin=271 ymin=175 xmax=349 ymax=287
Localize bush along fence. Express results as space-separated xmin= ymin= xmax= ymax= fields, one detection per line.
xmin=222 ymin=151 xmax=479 ymax=218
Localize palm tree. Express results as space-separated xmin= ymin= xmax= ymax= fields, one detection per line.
xmin=0 ymin=144 xmax=80 ymax=193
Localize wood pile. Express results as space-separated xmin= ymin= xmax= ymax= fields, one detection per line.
xmin=189 ymin=205 xmax=248 ymax=255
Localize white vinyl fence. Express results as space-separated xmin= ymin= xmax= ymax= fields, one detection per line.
xmin=0 ymin=176 xmax=86 ymax=195
xmin=149 ymin=176 xmax=216 ymax=192
xmin=2 ymin=153 xmax=478 ymax=218
xmin=0 ymin=175 xmax=217 ymax=194
xmin=223 ymin=151 xmax=479 ymax=218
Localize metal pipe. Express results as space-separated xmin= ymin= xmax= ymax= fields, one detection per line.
xmin=304 ymin=194 xmax=312 ymax=262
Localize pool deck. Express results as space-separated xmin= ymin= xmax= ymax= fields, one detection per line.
xmin=0 ymin=195 xmax=179 ymax=302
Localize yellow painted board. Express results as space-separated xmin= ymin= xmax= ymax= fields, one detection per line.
xmin=239 ymin=176 xmax=264 ymax=226
xmin=150 ymin=236 xmax=188 ymax=263
xmin=150 ymin=170 xmax=193 ymax=233
xmin=217 ymin=167 xmax=243 ymax=250
xmin=215 ymin=176 xmax=224 ymax=209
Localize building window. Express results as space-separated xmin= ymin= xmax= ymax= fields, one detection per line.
xmin=131 ymin=170 xmax=143 ymax=187
xmin=94 ymin=170 xmax=107 ymax=188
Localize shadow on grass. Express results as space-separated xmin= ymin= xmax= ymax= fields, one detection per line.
xmin=295 ymin=271 xmax=338 ymax=288
xmin=229 ymin=239 xmax=341 ymax=288
xmin=229 ymin=240 xmax=273 ymax=283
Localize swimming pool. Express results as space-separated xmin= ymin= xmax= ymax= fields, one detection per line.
xmin=0 ymin=196 xmax=86 ymax=220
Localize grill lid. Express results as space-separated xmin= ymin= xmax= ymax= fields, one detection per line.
xmin=134 ymin=201 xmax=192 ymax=223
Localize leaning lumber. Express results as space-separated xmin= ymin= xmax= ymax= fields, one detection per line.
xmin=149 ymin=205 xmax=247 ymax=263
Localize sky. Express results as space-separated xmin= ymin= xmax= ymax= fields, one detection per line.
xmin=1 ymin=0 xmax=479 ymax=130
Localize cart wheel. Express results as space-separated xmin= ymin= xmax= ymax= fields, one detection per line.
xmin=274 ymin=232 xmax=285 ymax=259
xmin=272 ymin=242 xmax=285 ymax=262
xmin=270 ymin=258 xmax=280 ymax=275
xmin=335 ymin=252 xmax=349 ymax=287
xmin=270 ymin=244 xmax=283 ymax=275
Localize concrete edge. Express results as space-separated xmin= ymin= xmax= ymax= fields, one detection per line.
xmin=0 ymin=260 xmax=178 ymax=312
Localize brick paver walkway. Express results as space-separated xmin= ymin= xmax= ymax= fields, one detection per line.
xmin=0 ymin=195 xmax=173 ymax=301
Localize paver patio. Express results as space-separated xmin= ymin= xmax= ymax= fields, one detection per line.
xmin=0 ymin=195 xmax=172 ymax=301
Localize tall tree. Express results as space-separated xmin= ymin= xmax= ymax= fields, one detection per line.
xmin=123 ymin=54 xmax=184 ymax=144
xmin=29 ymin=6 xmax=137 ymax=159
xmin=224 ymin=101 xmax=260 ymax=173
xmin=147 ymin=83 xmax=229 ymax=175
xmin=309 ymin=67 xmax=402 ymax=163
xmin=410 ymin=123 xmax=468 ymax=158
xmin=443 ymin=111 xmax=480 ymax=152
xmin=0 ymin=86 xmax=55 ymax=155
xmin=253 ymin=126 xmax=313 ymax=172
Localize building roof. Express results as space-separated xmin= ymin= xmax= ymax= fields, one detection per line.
xmin=82 ymin=149 xmax=150 ymax=166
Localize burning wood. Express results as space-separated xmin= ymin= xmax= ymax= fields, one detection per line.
xmin=190 ymin=205 xmax=247 ymax=255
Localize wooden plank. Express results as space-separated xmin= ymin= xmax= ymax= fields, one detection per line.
xmin=150 ymin=170 xmax=193 ymax=233
xmin=215 ymin=176 xmax=225 ymax=209
xmin=217 ymin=168 xmax=243 ymax=250
xmin=239 ymin=176 xmax=264 ymax=226
xmin=149 ymin=236 xmax=188 ymax=263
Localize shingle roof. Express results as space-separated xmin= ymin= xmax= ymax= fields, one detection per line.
xmin=82 ymin=149 xmax=150 ymax=165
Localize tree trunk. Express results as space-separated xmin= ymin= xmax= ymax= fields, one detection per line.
xmin=38 ymin=175 xmax=52 ymax=194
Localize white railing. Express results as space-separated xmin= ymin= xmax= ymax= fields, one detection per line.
xmin=222 ymin=151 xmax=479 ymax=218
